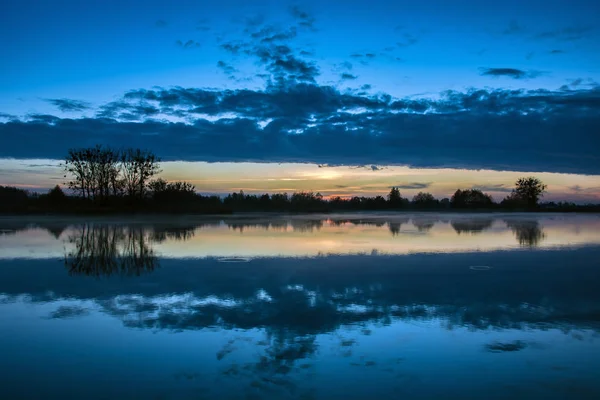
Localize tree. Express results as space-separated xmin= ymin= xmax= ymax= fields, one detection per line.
xmin=513 ymin=177 xmax=547 ymax=208
xmin=120 ymin=148 xmax=161 ymax=200
xmin=412 ymin=192 xmax=438 ymax=208
xmin=388 ymin=187 xmax=407 ymax=208
xmin=451 ymin=189 xmax=493 ymax=209
xmin=63 ymin=145 xmax=121 ymax=202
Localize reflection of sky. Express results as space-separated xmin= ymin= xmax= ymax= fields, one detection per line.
xmin=1 ymin=297 xmax=599 ymax=399
xmin=1 ymin=214 xmax=599 ymax=259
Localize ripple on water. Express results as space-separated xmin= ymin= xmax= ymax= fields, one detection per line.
xmin=469 ymin=265 xmax=492 ymax=271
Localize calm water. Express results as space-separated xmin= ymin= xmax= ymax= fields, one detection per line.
xmin=1 ymin=213 xmax=600 ymax=399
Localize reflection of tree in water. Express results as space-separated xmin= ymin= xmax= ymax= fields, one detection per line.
xmin=65 ymin=225 xmax=159 ymax=277
xmin=150 ymin=225 xmax=196 ymax=242
xmin=412 ymin=218 xmax=436 ymax=232
xmin=388 ymin=219 xmax=410 ymax=236
xmin=451 ymin=219 xmax=494 ymax=235
xmin=505 ymin=220 xmax=545 ymax=247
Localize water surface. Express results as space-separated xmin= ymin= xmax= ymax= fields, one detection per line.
xmin=1 ymin=213 xmax=599 ymax=399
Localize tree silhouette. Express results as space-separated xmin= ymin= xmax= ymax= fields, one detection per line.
xmin=512 ymin=177 xmax=547 ymax=208
xmin=451 ymin=189 xmax=493 ymax=209
xmin=412 ymin=192 xmax=438 ymax=208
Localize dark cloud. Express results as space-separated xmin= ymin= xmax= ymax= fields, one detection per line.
xmin=0 ymin=112 xmax=17 ymax=120
xmin=471 ymin=184 xmax=513 ymax=193
xmin=220 ymin=41 xmax=245 ymax=54
xmin=219 ymin=17 xmax=318 ymax=85
xmin=2 ymin=85 xmax=600 ymax=174
xmin=391 ymin=183 xmax=431 ymax=190
xmin=479 ymin=68 xmax=544 ymax=79
xmin=48 ymin=305 xmax=90 ymax=319
xmin=534 ymin=26 xmax=592 ymax=41
xmin=349 ymin=53 xmax=377 ymax=66
xmin=217 ymin=61 xmax=238 ymax=77
xmin=549 ymin=49 xmax=565 ymax=54
xmin=251 ymin=26 xmax=298 ymax=43
xmin=97 ymin=101 xmax=159 ymax=120
xmin=340 ymin=73 xmax=357 ymax=80
xmin=155 ymin=20 xmax=167 ymax=28
xmin=289 ymin=6 xmax=316 ymax=30
xmin=176 ymin=40 xmax=201 ymax=49
xmin=46 ymin=98 xmax=91 ymax=112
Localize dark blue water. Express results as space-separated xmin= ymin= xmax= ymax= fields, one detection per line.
xmin=1 ymin=214 xmax=599 ymax=399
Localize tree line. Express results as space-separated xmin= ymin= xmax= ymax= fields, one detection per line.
xmin=1 ymin=145 xmax=599 ymax=214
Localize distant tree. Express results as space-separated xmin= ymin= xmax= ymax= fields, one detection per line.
xmin=451 ymin=189 xmax=493 ymax=209
xmin=387 ymin=187 xmax=403 ymax=207
xmin=46 ymin=185 xmax=67 ymax=207
xmin=0 ymin=185 xmax=30 ymax=212
xmin=513 ymin=177 xmax=547 ymax=208
xmin=412 ymin=192 xmax=438 ymax=208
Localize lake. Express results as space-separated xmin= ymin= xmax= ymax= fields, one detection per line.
xmin=1 ymin=213 xmax=600 ymax=399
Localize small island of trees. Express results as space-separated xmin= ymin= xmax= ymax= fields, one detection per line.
xmin=1 ymin=145 xmax=599 ymax=214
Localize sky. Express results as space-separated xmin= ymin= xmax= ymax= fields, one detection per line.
xmin=1 ymin=0 xmax=599 ymax=201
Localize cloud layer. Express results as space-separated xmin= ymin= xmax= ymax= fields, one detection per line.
xmin=2 ymin=83 xmax=600 ymax=174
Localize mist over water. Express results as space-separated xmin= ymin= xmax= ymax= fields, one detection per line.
xmin=1 ymin=213 xmax=600 ymax=399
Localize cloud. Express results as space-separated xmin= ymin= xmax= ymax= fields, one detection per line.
xmin=534 ymin=26 xmax=592 ymax=41
xmin=396 ymin=33 xmax=418 ymax=47
xmin=219 ymin=16 xmax=318 ymax=85
xmin=46 ymin=98 xmax=91 ymax=112
xmin=217 ymin=60 xmax=238 ymax=77
xmin=569 ymin=185 xmax=583 ymax=192
xmin=549 ymin=49 xmax=565 ymax=54
xmin=2 ymin=85 xmax=600 ymax=174
xmin=155 ymin=20 xmax=168 ymax=28
xmin=340 ymin=73 xmax=357 ymax=80
xmin=471 ymin=184 xmax=513 ymax=193
xmin=479 ymin=68 xmax=544 ymax=80
xmin=289 ymin=6 xmax=316 ymax=30
xmin=349 ymin=53 xmax=377 ymax=66
xmin=391 ymin=183 xmax=431 ymax=190
xmin=176 ymin=40 xmax=200 ymax=49
xmin=0 ymin=112 xmax=17 ymax=121
xmin=336 ymin=61 xmax=353 ymax=71
xmin=48 ymin=305 xmax=90 ymax=319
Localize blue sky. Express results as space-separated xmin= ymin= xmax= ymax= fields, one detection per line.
xmin=1 ymin=0 xmax=599 ymax=200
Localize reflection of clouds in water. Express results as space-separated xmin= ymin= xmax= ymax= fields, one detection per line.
xmin=485 ymin=340 xmax=528 ymax=353
xmin=47 ymin=305 xmax=90 ymax=319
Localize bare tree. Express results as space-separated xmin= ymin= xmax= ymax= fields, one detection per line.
xmin=64 ymin=145 xmax=122 ymax=202
xmin=120 ymin=148 xmax=161 ymax=200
